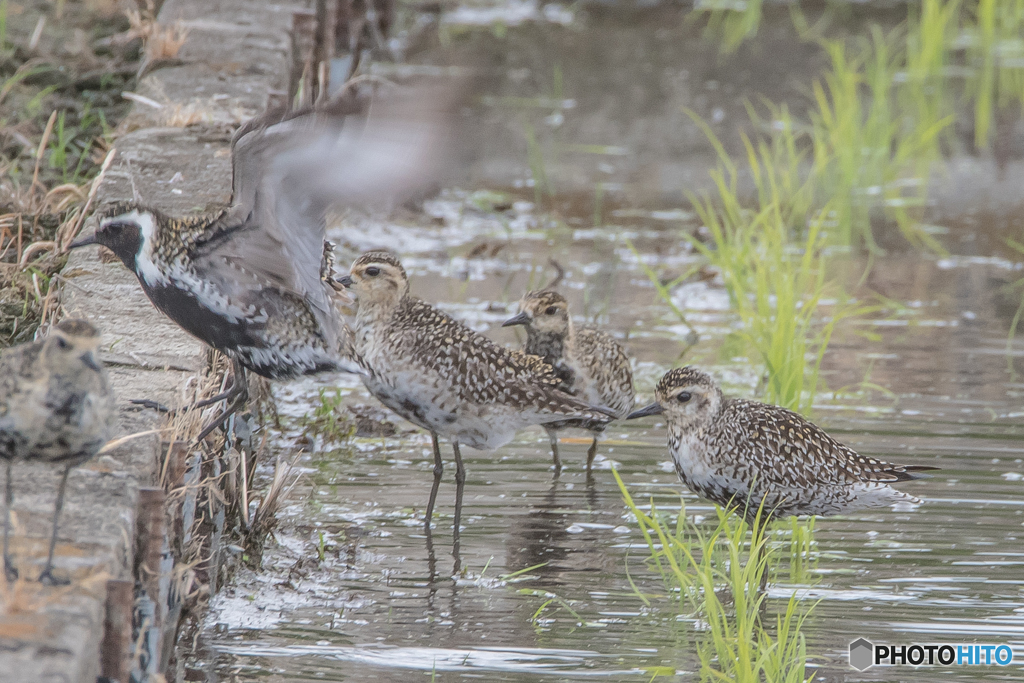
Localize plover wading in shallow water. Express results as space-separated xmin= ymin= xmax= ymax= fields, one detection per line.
xmin=628 ymin=367 xmax=938 ymax=521
xmin=503 ymin=289 xmax=635 ymax=472
xmin=338 ymin=252 xmax=613 ymax=534
xmin=0 ymin=319 xmax=116 ymax=584
xmin=628 ymin=367 xmax=938 ymax=589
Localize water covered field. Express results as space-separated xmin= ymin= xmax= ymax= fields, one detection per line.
xmin=186 ymin=2 xmax=1024 ymax=681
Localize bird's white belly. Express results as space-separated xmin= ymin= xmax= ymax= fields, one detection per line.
xmin=361 ymin=372 xmax=520 ymax=451
xmin=671 ymin=435 xmax=748 ymax=504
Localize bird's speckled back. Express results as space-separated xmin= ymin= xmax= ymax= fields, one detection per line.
xmin=649 ymin=366 xmax=936 ymax=521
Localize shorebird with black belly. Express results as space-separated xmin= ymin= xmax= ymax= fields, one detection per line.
xmin=0 ymin=319 xmax=116 ymax=584
xmin=503 ymin=289 xmax=635 ymax=472
xmin=70 ymin=84 xmax=448 ymax=441
xmin=628 ymin=367 xmax=938 ymax=588
xmin=338 ymin=252 xmax=613 ymax=535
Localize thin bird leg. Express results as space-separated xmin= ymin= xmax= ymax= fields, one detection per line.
xmin=131 ymin=364 xmax=246 ymax=415
xmin=194 ymin=362 xmax=250 ymax=443
xmin=585 ymin=435 xmax=599 ymax=470
xmin=39 ymin=465 xmax=73 ymax=586
xmin=190 ymin=388 xmax=238 ymax=410
xmin=188 ymin=362 xmax=245 ymax=411
xmin=545 ymin=426 xmax=562 ymax=474
xmin=194 ymin=389 xmax=248 ymax=443
xmin=452 ymin=440 xmax=465 ymax=570
xmin=190 ymin=366 xmax=247 ymax=409
xmin=4 ymin=460 xmax=16 ymax=581
xmin=129 ymin=399 xmax=171 ymax=413
xmin=424 ymin=432 xmax=443 ymax=532
xmin=425 ymin=520 xmax=438 ymax=587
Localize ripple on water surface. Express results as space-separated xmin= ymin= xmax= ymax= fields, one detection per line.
xmin=188 ymin=201 xmax=1024 ymax=681
xmin=191 ymin=7 xmax=1024 ymax=680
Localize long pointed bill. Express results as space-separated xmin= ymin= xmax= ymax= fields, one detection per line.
xmin=68 ymin=234 xmax=97 ymax=249
xmin=626 ymin=402 xmax=664 ymax=420
xmin=501 ymin=311 xmax=531 ymax=327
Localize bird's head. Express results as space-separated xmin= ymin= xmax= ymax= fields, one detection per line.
xmin=70 ymin=202 xmax=164 ymax=272
xmin=337 ymin=251 xmax=409 ymax=312
xmin=43 ymin=319 xmax=103 ymax=374
xmin=627 ymin=366 xmax=722 ymax=430
xmin=502 ymin=290 xmax=570 ymax=337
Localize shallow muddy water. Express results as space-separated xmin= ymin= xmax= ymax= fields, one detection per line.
xmin=184 ymin=194 xmax=1024 ymax=681
xmin=187 ymin=3 xmax=1024 ymax=681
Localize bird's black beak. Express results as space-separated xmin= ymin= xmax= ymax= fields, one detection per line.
xmin=69 ymin=234 xmax=97 ymax=249
xmin=81 ymin=352 xmax=102 ymax=371
xmin=502 ymin=311 xmax=531 ymax=327
xmin=337 ymin=275 xmax=354 ymax=287
xmin=626 ymin=402 xmax=664 ymax=420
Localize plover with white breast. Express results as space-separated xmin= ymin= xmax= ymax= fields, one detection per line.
xmin=628 ymin=366 xmax=938 ymax=589
xmin=338 ymin=252 xmax=613 ymax=533
xmin=628 ymin=367 xmax=937 ymax=521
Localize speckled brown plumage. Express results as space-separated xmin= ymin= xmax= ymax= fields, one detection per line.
xmin=341 ymin=252 xmax=613 ymax=530
xmin=344 ymin=256 xmax=611 ymax=449
xmin=628 ymin=367 xmax=938 ymax=522
xmin=0 ymin=319 xmax=116 ymax=584
xmin=503 ymin=289 xmax=635 ymax=470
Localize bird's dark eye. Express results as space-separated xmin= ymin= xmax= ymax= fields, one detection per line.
xmin=676 ymin=391 xmax=692 ymax=403
xmin=545 ymin=306 xmax=558 ymax=315
xmin=57 ymin=338 xmax=71 ymax=350
xmin=365 ymin=266 xmax=380 ymax=277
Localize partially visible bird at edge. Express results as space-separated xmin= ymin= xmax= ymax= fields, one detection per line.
xmin=628 ymin=366 xmax=938 ymax=590
xmin=503 ymin=289 xmax=635 ymax=472
xmin=338 ymin=251 xmax=614 ymax=541
xmin=0 ymin=319 xmax=116 ymax=585
xmin=70 ymin=80 xmax=453 ymax=442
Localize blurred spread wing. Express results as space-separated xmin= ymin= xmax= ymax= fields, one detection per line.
xmin=223 ymin=82 xmax=456 ymax=312
xmin=289 ymin=85 xmax=454 ymax=207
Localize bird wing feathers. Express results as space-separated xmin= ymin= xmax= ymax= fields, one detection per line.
xmin=570 ymin=327 xmax=635 ymax=418
xmin=391 ymin=299 xmax=609 ymax=421
xmin=209 ymin=82 xmax=454 ymax=323
xmin=721 ymin=399 xmax=927 ymax=487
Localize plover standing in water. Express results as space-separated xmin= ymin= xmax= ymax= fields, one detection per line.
xmin=628 ymin=367 xmax=937 ymax=588
xmin=71 ymin=84 xmax=448 ymax=440
xmin=339 ymin=252 xmax=613 ymax=535
xmin=0 ymin=319 xmax=116 ymax=584
xmin=503 ymin=290 xmax=635 ymax=471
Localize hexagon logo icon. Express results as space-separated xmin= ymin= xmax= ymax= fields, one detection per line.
xmin=850 ymin=638 xmax=874 ymax=671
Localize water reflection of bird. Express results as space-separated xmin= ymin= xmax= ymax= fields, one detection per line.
xmin=70 ymin=82 xmax=446 ymax=441
xmin=338 ymin=251 xmax=614 ymax=537
xmin=0 ymin=319 xmax=116 ymax=584
xmin=503 ymin=290 xmax=635 ymax=472
xmin=629 ymin=367 xmax=938 ymax=588
xmin=503 ymin=477 xmax=606 ymax=586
